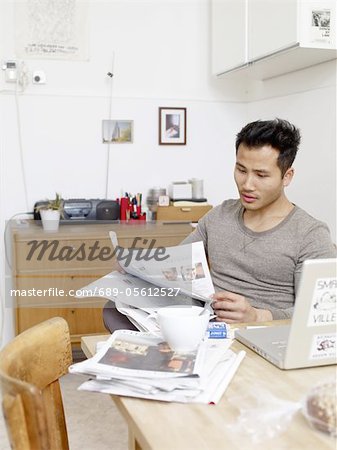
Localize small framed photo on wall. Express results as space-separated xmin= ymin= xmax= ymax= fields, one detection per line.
xmin=159 ymin=107 xmax=186 ymax=145
xmin=102 ymin=120 xmax=133 ymax=143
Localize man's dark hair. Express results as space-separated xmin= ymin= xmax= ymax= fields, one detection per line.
xmin=235 ymin=118 xmax=301 ymax=176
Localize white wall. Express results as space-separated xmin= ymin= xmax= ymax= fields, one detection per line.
xmin=0 ymin=0 xmax=336 ymax=346
xmin=0 ymin=0 xmax=245 ymax=345
xmin=1 ymin=95 xmax=243 ymax=215
xmin=1 ymin=0 xmax=245 ymax=217
xmin=247 ymin=60 xmax=337 ymax=239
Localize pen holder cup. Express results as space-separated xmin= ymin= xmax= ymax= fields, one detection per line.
xmin=120 ymin=197 xmax=129 ymax=221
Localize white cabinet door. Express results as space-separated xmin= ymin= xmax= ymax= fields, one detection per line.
xmin=248 ymin=0 xmax=299 ymax=61
xmin=212 ymin=0 xmax=247 ymax=74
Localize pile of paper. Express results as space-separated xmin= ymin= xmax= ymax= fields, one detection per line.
xmin=72 ymin=240 xmax=245 ymax=402
xmin=69 ymin=330 xmax=245 ymax=404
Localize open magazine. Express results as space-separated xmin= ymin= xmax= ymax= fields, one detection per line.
xmin=69 ymin=330 xmax=245 ymax=404
xmin=77 ymin=238 xmax=215 ymax=325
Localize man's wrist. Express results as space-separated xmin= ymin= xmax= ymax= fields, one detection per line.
xmin=254 ymin=308 xmax=273 ymax=322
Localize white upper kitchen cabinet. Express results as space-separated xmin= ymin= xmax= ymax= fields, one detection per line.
xmin=212 ymin=0 xmax=337 ymax=79
xmin=211 ymin=0 xmax=248 ymax=74
xmin=248 ymin=0 xmax=298 ymax=61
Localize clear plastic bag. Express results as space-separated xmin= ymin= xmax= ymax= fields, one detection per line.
xmin=226 ymin=380 xmax=337 ymax=443
xmin=226 ymin=385 xmax=301 ymax=443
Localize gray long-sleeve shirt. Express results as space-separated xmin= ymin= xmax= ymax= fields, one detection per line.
xmin=182 ymin=199 xmax=336 ymax=319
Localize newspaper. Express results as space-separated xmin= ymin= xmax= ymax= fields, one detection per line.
xmin=69 ymin=330 xmax=245 ymax=404
xmin=70 ymin=330 xmax=207 ymax=380
xmin=77 ymin=241 xmax=215 ymax=326
xmin=117 ymin=240 xmax=215 ymax=302
xmin=115 ymin=301 xmax=160 ymax=333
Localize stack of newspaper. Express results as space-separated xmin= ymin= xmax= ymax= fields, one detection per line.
xmin=69 ymin=329 xmax=245 ymax=404
xmin=73 ymin=238 xmax=245 ymax=402
xmin=77 ymin=239 xmax=216 ymax=332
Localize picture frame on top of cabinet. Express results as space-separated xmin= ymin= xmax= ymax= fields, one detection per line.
xmin=159 ymin=107 xmax=186 ymax=145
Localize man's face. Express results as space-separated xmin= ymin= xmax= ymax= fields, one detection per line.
xmin=234 ymin=143 xmax=293 ymax=211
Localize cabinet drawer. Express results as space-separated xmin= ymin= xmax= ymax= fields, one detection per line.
xmin=16 ymin=307 xmax=106 ymax=337
xmin=14 ymin=238 xmax=116 ymax=271
xmin=13 ymin=269 xmax=110 ymax=307
xmin=67 ymin=307 xmax=106 ymax=335
xmin=156 ymin=205 xmax=212 ymax=222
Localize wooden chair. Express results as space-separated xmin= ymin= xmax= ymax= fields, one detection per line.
xmin=0 ymin=317 xmax=73 ymax=450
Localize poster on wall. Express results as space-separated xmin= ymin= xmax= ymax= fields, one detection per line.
xmin=310 ymin=8 xmax=331 ymax=44
xmin=15 ymin=0 xmax=89 ymax=60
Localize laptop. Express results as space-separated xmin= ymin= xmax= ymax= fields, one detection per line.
xmin=235 ymin=258 xmax=337 ymax=369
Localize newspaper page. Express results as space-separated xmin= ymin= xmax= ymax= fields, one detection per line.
xmin=115 ymin=301 xmax=160 ymax=333
xmin=70 ymin=334 xmax=245 ymax=404
xmin=76 ymin=241 xmax=214 ymax=310
xmin=77 ymin=271 xmax=196 ymax=310
xmin=77 ymin=350 xmax=245 ymax=404
xmin=118 ymin=240 xmax=214 ymax=302
xmin=69 ymin=330 xmax=207 ymax=380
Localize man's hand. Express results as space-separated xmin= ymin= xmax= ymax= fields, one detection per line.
xmin=211 ymin=291 xmax=272 ymax=323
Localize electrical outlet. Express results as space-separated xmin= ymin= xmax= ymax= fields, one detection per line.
xmin=2 ymin=60 xmax=17 ymax=83
xmin=32 ymin=70 xmax=46 ymax=84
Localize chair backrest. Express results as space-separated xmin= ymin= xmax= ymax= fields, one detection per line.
xmin=0 ymin=317 xmax=72 ymax=450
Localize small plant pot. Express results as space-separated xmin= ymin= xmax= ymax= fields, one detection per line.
xmin=40 ymin=209 xmax=61 ymax=232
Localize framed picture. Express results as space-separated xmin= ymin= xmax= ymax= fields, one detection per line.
xmin=159 ymin=107 xmax=186 ymax=145
xmin=102 ymin=120 xmax=133 ymax=143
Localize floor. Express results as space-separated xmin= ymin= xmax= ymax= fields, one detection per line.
xmin=0 ymin=373 xmax=128 ymax=450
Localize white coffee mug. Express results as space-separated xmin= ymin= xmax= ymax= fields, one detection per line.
xmin=157 ymin=305 xmax=210 ymax=352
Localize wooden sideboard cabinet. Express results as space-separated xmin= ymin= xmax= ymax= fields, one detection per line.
xmin=11 ymin=221 xmax=193 ymax=348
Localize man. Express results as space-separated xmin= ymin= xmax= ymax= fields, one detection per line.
xmin=182 ymin=118 xmax=336 ymax=323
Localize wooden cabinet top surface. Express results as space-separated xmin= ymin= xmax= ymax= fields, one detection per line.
xmin=11 ymin=221 xmax=194 ymax=242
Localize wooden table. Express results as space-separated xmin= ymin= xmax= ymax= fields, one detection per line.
xmin=81 ymin=322 xmax=336 ymax=450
